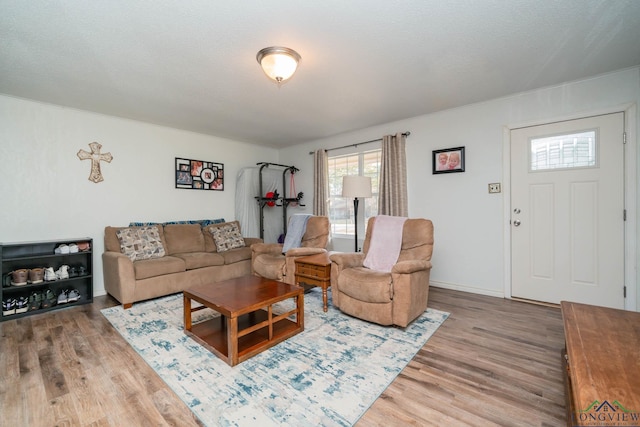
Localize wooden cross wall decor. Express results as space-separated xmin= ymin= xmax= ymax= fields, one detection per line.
xmin=77 ymin=142 xmax=113 ymax=183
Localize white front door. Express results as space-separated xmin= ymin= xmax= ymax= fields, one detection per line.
xmin=510 ymin=112 xmax=625 ymax=308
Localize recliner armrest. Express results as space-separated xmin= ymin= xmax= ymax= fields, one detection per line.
xmin=285 ymin=247 xmax=326 ymax=257
xmin=391 ymin=259 xmax=432 ymax=274
xmin=329 ymin=252 xmax=365 ymax=269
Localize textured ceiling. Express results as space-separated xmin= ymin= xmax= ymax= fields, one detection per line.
xmin=2 ymin=1 xmax=640 ymax=148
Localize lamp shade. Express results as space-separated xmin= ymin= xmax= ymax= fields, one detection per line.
xmin=256 ymin=46 xmax=301 ymax=83
xmin=342 ymin=175 xmax=372 ymax=198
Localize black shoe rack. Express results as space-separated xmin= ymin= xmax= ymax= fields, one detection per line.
xmin=1 ymin=238 xmax=93 ymax=321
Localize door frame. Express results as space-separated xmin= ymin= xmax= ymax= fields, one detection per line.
xmin=502 ymin=103 xmax=637 ymax=311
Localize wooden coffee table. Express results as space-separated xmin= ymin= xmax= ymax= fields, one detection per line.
xmin=183 ymin=275 xmax=304 ymax=366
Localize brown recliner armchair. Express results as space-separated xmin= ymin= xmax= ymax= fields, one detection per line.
xmin=330 ymin=216 xmax=434 ymax=327
xmin=251 ymin=216 xmax=330 ymax=285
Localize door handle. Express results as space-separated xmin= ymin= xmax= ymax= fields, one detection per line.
xmin=513 ymin=219 xmax=521 ymax=227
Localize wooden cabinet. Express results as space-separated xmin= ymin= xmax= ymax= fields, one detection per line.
xmin=1 ymin=238 xmax=93 ymax=321
xmin=561 ymin=301 xmax=640 ymax=426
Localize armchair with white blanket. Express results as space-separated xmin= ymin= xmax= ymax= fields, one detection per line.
xmin=330 ymin=216 xmax=434 ymax=327
xmin=251 ymin=215 xmax=330 ymax=285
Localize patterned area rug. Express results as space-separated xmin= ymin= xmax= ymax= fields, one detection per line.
xmin=101 ymin=288 xmax=449 ymax=427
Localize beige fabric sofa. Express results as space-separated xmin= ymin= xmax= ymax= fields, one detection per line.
xmin=102 ymin=221 xmax=262 ymax=308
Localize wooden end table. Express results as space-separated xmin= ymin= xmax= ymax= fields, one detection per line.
xmin=183 ymin=275 xmax=304 ymax=366
xmin=294 ymin=252 xmax=331 ymax=312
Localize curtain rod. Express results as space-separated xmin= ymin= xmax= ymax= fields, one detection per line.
xmin=308 ymin=131 xmax=411 ymax=155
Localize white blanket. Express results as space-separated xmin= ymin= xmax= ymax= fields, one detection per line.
xmin=282 ymin=214 xmax=312 ymax=253
xmin=363 ymin=215 xmax=407 ymax=272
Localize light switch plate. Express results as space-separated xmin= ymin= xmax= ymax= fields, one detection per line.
xmin=488 ymin=183 xmax=501 ymax=193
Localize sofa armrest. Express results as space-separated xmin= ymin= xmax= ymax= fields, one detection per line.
xmin=243 ymin=237 xmax=263 ymax=247
xmin=251 ymin=242 xmax=283 ymax=256
xmin=392 ymin=260 xmax=432 ymax=274
xmin=102 ymin=251 xmax=136 ymax=308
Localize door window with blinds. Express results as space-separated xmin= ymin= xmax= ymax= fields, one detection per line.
xmin=529 ymin=129 xmax=597 ymax=172
xmin=328 ymin=150 xmax=381 ymax=236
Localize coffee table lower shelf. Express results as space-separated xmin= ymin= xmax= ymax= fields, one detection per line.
xmin=186 ymin=309 xmax=301 ymax=366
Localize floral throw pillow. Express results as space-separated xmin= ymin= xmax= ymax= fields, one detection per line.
xmin=116 ymin=226 xmax=166 ymax=261
xmin=210 ymin=223 xmax=245 ymax=252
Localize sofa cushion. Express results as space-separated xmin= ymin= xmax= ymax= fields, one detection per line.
xmin=129 ymin=218 xmax=224 ymax=227
xmin=204 ymin=221 xmax=242 ymax=252
xmin=133 ymin=256 xmax=186 ymax=280
xmin=172 ymin=252 xmax=225 ymax=269
xmin=116 ymin=226 xmax=166 ymax=261
xmin=200 ymin=218 xmax=226 ymax=227
xmin=163 ymin=223 xmax=205 ymax=255
xmin=105 ymin=224 xmax=167 ymax=253
xmin=337 ymin=267 xmax=393 ymax=303
xmin=301 ymin=216 xmax=330 ymax=248
xmin=219 ymin=245 xmax=252 ymax=264
xmin=203 ymin=226 xmax=218 ymax=252
xmin=208 ymin=221 xmax=245 ymax=252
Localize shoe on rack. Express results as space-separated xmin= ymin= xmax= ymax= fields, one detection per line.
xmin=77 ymin=242 xmax=91 ymax=252
xmin=56 ymin=265 xmax=69 ymax=280
xmin=57 ymin=289 xmax=69 ymax=305
xmin=29 ymin=268 xmax=44 ymax=284
xmin=28 ymin=291 xmax=43 ymax=311
xmin=11 ymin=269 xmax=28 ymax=286
xmin=68 ymin=266 xmax=78 ymax=278
xmin=15 ymin=296 xmax=28 ymax=314
xmin=67 ymin=289 xmax=81 ymax=303
xmin=44 ymin=267 xmax=56 ymax=281
xmin=78 ymin=266 xmax=87 ymax=276
xmin=41 ymin=289 xmax=57 ymax=309
xmin=54 ymin=244 xmax=70 ymax=254
xmin=68 ymin=243 xmax=79 ymax=253
xmin=2 ymin=298 xmax=16 ymax=316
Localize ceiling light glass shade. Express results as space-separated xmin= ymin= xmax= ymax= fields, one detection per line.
xmin=256 ymin=46 xmax=301 ymax=83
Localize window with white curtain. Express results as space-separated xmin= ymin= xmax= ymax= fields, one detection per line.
xmin=328 ymin=149 xmax=381 ymax=236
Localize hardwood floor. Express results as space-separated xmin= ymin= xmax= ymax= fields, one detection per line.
xmin=359 ymin=289 xmax=566 ymax=426
xmin=0 ymin=287 xmax=566 ymax=426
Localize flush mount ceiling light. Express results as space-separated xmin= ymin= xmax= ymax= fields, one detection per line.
xmin=256 ymin=46 xmax=301 ymax=84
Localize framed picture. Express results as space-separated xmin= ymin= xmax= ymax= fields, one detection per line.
xmin=432 ymin=146 xmax=465 ymax=174
xmin=175 ymin=158 xmax=224 ymax=190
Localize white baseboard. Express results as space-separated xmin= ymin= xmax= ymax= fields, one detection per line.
xmin=430 ymin=280 xmax=505 ymax=299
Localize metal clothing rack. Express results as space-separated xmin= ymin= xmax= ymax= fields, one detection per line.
xmin=254 ymin=162 xmax=305 ymax=240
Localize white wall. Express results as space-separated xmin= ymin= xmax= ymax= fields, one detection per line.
xmin=0 ymin=95 xmax=279 ymax=297
xmin=279 ymin=67 xmax=640 ymax=305
xmin=3 ymin=67 xmax=638 ymax=307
